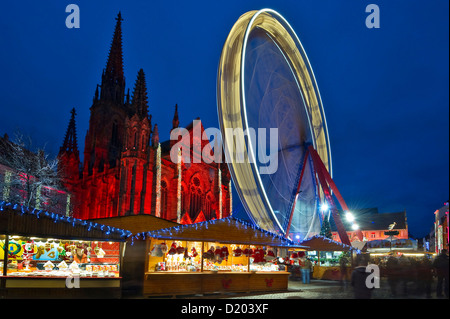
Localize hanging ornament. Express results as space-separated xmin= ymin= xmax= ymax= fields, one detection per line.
xmin=243 ymin=248 xmax=253 ymax=257
xmin=168 ymin=242 xmax=177 ymax=255
xmin=266 ymin=249 xmax=276 ymax=261
xmin=160 ymin=242 xmax=168 ymax=254
xmin=233 ymin=246 xmax=243 ymax=257
xmin=214 ymin=246 xmax=223 ymax=263
xmin=221 ymin=246 xmax=229 ymax=261
xmin=290 ymin=252 xmax=299 ymax=261
xmin=203 ymin=246 xmax=215 ymax=260
xmin=176 ymin=244 xmax=185 ymax=255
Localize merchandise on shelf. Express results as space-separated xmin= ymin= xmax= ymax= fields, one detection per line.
xmin=146 ymin=239 xmax=286 ymax=273
xmin=1 ymin=235 xmax=120 ymax=278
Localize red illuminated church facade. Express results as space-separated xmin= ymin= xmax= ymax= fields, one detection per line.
xmin=58 ymin=13 xmax=232 ymax=223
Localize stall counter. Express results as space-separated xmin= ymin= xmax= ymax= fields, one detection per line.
xmin=144 ymin=271 xmax=290 ymax=296
xmin=312 ymin=265 xmax=351 ymax=280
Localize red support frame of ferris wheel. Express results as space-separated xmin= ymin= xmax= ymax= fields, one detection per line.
xmin=285 ymin=145 xmax=363 ymax=245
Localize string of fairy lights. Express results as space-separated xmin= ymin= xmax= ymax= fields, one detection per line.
xmin=129 ymin=215 xmax=302 ymax=247
xmin=0 ymin=201 xmax=132 ymax=239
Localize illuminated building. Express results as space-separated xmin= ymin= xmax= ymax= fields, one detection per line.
xmin=432 ymin=201 xmax=449 ymax=253
xmin=58 ymin=13 xmax=231 ymax=222
xmin=328 ymin=208 xmax=409 ymax=243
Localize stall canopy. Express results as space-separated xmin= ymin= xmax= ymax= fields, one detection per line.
xmin=0 ymin=202 xmax=131 ymax=242
xmin=89 ymin=214 xmax=179 ymax=235
xmin=299 ymin=235 xmax=354 ymax=251
xmin=131 ymin=216 xmax=307 ymax=248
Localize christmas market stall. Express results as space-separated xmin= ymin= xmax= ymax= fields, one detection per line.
xmin=298 ymin=235 xmax=356 ymax=281
xmin=0 ymin=202 xmax=131 ymax=299
xmin=88 ymin=214 xmax=179 ymax=297
xmin=130 ymin=216 xmax=306 ymax=297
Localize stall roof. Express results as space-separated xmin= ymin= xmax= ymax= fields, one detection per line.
xmin=299 ymin=235 xmax=354 ymax=251
xmin=0 ymin=202 xmax=131 ymax=241
xmin=132 ymin=216 xmax=307 ymax=248
xmin=90 ymin=214 xmax=179 ymax=235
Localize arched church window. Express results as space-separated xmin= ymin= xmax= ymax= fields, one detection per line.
xmin=111 ymin=121 xmax=119 ymax=147
xmin=133 ymin=131 xmax=138 ymax=149
xmin=189 ymin=177 xmax=202 ymax=219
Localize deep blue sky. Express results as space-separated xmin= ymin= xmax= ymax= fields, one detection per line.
xmin=0 ymin=1 xmax=448 ymax=238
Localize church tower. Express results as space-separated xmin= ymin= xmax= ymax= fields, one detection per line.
xmin=84 ymin=12 xmax=128 ymax=175
xmin=58 ymin=108 xmax=81 ymax=190
xmin=119 ymin=69 xmax=153 ymax=215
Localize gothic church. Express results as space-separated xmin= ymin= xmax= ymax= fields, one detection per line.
xmin=58 ymin=13 xmax=232 ymax=223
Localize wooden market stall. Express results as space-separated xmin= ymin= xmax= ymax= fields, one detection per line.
xmin=130 ymin=216 xmax=305 ymax=297
xmin=90 ymin=214 xmax=179 ymax=297
xmin=298 ymin=235 xmax=355 ymax=281
xmin=0 ymin=202 xmax=131 ymax=299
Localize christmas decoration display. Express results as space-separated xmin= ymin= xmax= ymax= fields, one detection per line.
xmin=21 ymin=241 xmax=34 ymax=270
xmin=253 ymin=248 xmax=266 ymax=264
xmin=150 ymin=244 xmax=164 ymax=257
xmin=243 ymin=247 xmax=253 ymax=257
xmin=176 ymin=244 xmax=185 ymax=255
xmin=168 ymin=242 xmax=177 ymax=255
xmin=232 ymin=246 xmax=242 ymax=257
xmin=203 ymin=246 xmax=215 ymax=260
xmin=160 ymin=242 xmax=168 ymax=254
xmin=57 ymin=260 xmax=68 ymax=270
xmin=266 ymin=249 xmax=276 ymax=261
xmin=43 ymin=261 xmax=55 ymax=271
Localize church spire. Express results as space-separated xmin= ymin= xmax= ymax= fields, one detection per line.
xmin=172 ymin=104 xmax=179 ymax=129
xmin=131 ymin=68 xmax=149 ymax=119
xmin=100 ymin=12 xmax=126 ymax=104
xmin=59 ymin=108 xmax=79 ymax=157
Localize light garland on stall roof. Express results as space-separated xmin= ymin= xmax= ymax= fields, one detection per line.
xmin=298 ymin=234 xmax=361 ymax=254
xmin=129 ymin=215 xmax=300 ymax=247
xmin=0 ymin=201 xmax=132 ymax=239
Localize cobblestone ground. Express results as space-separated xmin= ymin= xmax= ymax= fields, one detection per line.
xmin=224 ymin=277 xmax=446 ymax=299
xmin=174 ymin=277 xmax=446 ymax=300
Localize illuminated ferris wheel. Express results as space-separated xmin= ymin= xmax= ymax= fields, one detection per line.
xmin=217 ymin=9 xmax=360 ymax=244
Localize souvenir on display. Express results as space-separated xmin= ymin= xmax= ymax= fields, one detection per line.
xmin=266 ymin=249 xmax=276 ymax=261
xmin=43 ymin=261 xmax=55 ymax=271
xmin=233 ymin=246 xmax=243 ymax=257
xmin=150 ymin=244 xmax=164 ymax=257
xmin=69 ymin=261 xmax=79 ymax=271
xmin=57 ymin=260 xmax=68 ymax=270
xmin=160 ymin=242 xmax=168 ymax=254
xmin=191 ymin=247 xmax=198 ymax=258
xmin=96 ymin=247 xmax=106 ymax=258
xmin=167 ymin=242 xmax=177 ymax=255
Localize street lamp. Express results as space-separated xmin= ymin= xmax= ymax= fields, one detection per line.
xmin=345 ymin=211 xmax=355 ymax=222
xmin=320 ymin=203 xmax=329 ymax=212
xmin=351 ymin=223 xmax=359 ymax=230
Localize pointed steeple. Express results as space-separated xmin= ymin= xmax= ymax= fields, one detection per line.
xmin=106 ymin=12 xmax=124 ymax=80
xmin=100 ymin=12 xmax=126 ymax=104
xmin=131 ymin=68 xmax=149 ymax=119
xmin=172 ymin=104 xmax=179 ymax=129
xmin=59 ymin=108 xmax=79 ymax=157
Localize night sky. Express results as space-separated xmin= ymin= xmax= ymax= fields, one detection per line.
xmin=0 ymin=1 xmax=448 ymax=238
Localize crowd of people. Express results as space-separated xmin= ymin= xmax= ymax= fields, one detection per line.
xmin=288 ymin=249 xmax=449 ymax=299
xmin=352 ymin=249 xmax=449 ymax=299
